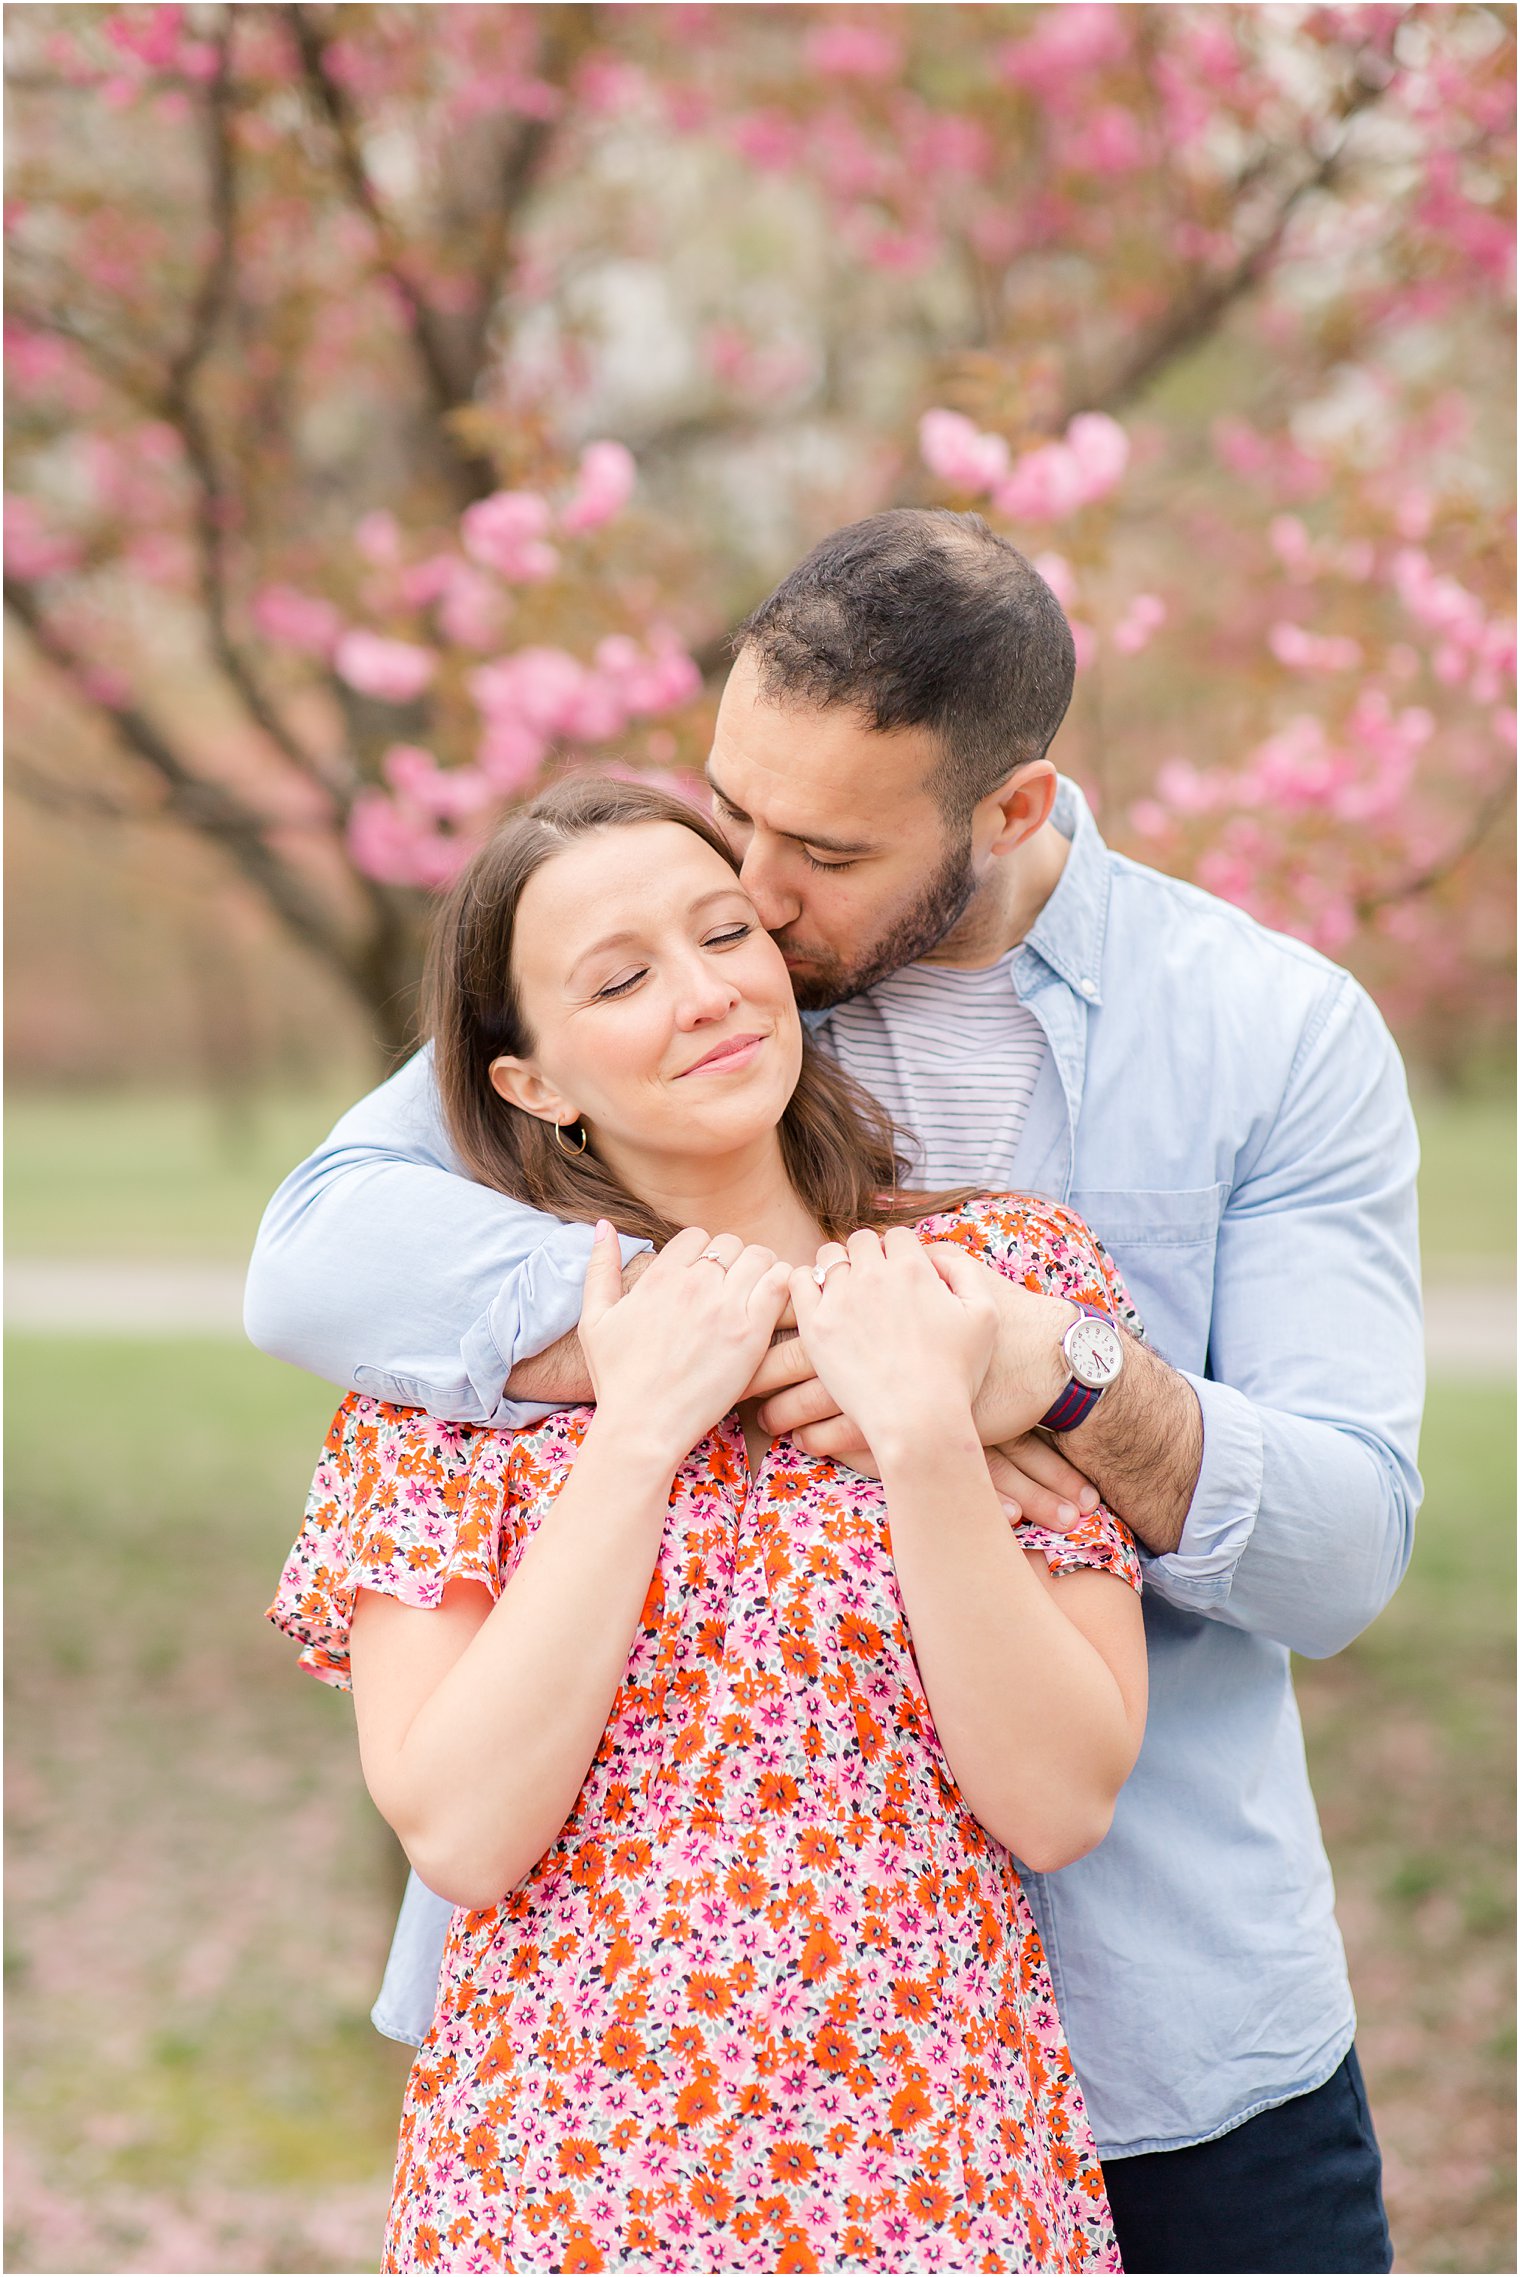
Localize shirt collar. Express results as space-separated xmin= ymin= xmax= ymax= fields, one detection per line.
xmin=1019 ymin=775 xmax=1112 ymax=1006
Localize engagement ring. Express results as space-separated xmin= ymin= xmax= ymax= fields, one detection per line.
xmin=697 ymin=1247 xmax=729 ymax=1269
xmin=811 ymin=1258 xmax=851 ymax=1287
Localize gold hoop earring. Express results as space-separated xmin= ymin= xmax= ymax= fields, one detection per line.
xmin=553 ymin=1120 xmax=588 ymax=1157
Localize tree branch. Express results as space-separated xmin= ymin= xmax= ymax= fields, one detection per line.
xmin=1078 ymin=54 xmax=1395 ymax=419
xmin=7 ymin=749 xmax=147 ymax=827
xmin=285 ymin=2 xmax=498 ymax=504
xmin=465 ymin=8 xmax=593 ymax=345
xmin=1356 ymin=765 xmax=1517 ymax=917
xmin=155 ymin=11 xmax=358 ymax=807
xmin=5 ymin=572 xmax=362 ymax=983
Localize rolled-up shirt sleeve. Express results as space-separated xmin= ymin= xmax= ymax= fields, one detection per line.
xmin=242 ymin=1049 xmax=650 ymax=1426
xmin=1139 ymin=973 xmax=1424 ymax=1659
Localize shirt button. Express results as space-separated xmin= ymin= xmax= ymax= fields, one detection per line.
xmin=1080 ymin=978 xmax=1098 ymax=999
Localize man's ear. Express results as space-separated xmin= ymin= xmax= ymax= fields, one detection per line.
xmin=488 ymin=1055 xmax=577 ymax=1128
xmin=982 ymin=759 xmax=1058 ymax=857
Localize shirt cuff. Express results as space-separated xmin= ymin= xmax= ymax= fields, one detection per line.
xmin=1139 ymin=1374 xmax=1264 ymax=1605
xmin=468 ymin=1222 xmax=652 ymax=1428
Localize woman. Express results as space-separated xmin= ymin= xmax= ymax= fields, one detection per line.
xmin=270 ymin=776 xmax=1147 ymax=2273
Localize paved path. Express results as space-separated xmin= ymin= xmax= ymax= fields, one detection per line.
xmin=5 ymin=1258 xmax=1515 ymax=1378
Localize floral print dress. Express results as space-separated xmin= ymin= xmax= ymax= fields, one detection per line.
xmin=270 ymin=1197 xmax=1143 ymax=2274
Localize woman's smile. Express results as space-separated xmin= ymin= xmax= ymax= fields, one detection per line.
xmin=676 ymin=1032 xmax=767 ymax=1077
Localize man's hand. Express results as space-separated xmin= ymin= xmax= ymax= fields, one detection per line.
xmin=504 ymin=1250 xmax=653 ymax=1404
xmin=985 ymin=1433 xmax=1104 ymax=1528
xmin=748 ymin=1312 xmax=1103 ymax=1527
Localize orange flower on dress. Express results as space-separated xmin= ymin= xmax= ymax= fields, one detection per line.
xmin=813 ymin=2021 xmax=855 ymax=2072
xmin=559 ymin=2227 xmax=605 ymax=2272
xmin=798 ymin=1922 xmax=842 ymax=1981
xmin=686 ymin=1971 xmax=733 ymax=2016
xmin=674 ymin=2078 xmax=720 ymax=2125
xmin=890 ymin=2083 xmax=933 ymax=2132
xmin=723 ymin=1863 xmax=766 ymax=1910
xmin=689 ymin=2178 xmax=735 ymax=2222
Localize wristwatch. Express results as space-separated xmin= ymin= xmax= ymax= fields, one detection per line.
xmin=1039 ymin=1304 xmax=1125 ymax=1434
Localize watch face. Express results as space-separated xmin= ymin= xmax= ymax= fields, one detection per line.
xmin=1066 ymin=1316 xmax=1124 ymax=1390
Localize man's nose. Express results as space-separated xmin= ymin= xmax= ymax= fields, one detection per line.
xmin=737 ymin=841 xmax=801 ymax=934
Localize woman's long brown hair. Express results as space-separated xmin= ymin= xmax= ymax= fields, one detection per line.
xmin=423 ymin=775 xmax=972 ymax=1247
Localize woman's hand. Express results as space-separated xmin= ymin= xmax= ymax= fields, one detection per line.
xmin=581 ymin=1220 xmax=792 ymax=1465
xmin=788 ymin=1227 xmax=1000 ymax=1463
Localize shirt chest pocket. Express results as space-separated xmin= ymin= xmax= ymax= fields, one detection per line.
xmin=1065 ymin=1182 xmax=1229 ymax=1375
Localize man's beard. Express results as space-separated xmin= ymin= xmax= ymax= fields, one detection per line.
xmin=776 ymin=827 xmax=979 ymax=1011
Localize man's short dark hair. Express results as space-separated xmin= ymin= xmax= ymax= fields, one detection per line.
xmin=734 ymin=508 xmax=1076 ymax=820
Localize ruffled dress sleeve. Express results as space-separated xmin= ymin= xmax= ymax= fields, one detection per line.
xmin=913 ymin=1193 xmax=1146 ymax=1596
xmin=266 ymin=1393 xmax=516 ymax=1691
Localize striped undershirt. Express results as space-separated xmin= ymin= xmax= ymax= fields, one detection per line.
xmin=819 ymin=947 xmax=1048 ymax=1192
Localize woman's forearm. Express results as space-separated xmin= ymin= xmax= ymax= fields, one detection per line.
xmin=876 ymin=1412 xmax=1138 ymax=1870
xmin=354 ymin=1414 xmax=676 ymax=1908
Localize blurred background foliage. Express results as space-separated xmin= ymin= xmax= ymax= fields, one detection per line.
xmin=5 ymin=0 xmax=1515 ymax=1076
xmin=4 ymin=3 xmax=1515 ymax=2273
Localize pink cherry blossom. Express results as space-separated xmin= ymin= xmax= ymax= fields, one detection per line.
xmin=996 ymin=6 xmax=1130 ymax=96
xmin=354 ymin=510 xmax=402 ymax=565
xmin=560 ymin=441 xmax=637 ymax=535
xmin=250 ymin=584 xmax=343 ymax=655
xmin=460 ymin=490 xmax=558 ymax=581
xmin=346 ymin=788 xmax=471 ymax=889
xmin=1031 ymin=552 xmax=1077 ymax=609
xmin=436 ymin=564 xmax=509 ymax=651
xmin=994 ymin=442 xmax=1089 ymax=523
xmin=3 ymin=497 xmax=82 ymax=579
xmin=918 ymin=410 xmax=1009 ymax=494
xmin=469 ymin=646 xmax=587 ymax=738
xmin=558 ymin=674 xmax=627 ymax=742
xmin=478 ymin=719 xmax=548 ymax=793
xmin=399 ymin=554 xmax=460 ymax=609
xmin=1156 ymin=758 xmax=1224 ymax=815
xmin=1112 ymin=594 xmax=1167 ymax=655
xmin=730 ymin=110 xmax=804 ymax=171
xmin=1074 ymin=104 xmax=1146 ymax=175
xmin=1064 ymin=413 xmax=1130 ymax=498
xmin=1267 ymin=623 xmax=1364 ymax=674
xmin=381 ymin=744 xmax=497 ymax=820
xmin=333 ymin=630 xmax=436 ymax=703
xmin=805 ymin=21 xmax=904 ymax=79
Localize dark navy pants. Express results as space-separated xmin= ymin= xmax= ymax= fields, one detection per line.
xmin=1102 ymin=2048 xmax=1394 ymax=2274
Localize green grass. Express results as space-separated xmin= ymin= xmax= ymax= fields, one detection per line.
xmin=1295 ymin=1379 xmax=1516 ymax=2275
xmin=3 ymin=1088 xmax=369 ymax=1261
xmin=1412 ymin=1088 xmax=1516 ymax=1282
xmin=4 ymin=1337 xmax=411 ymax=2274
xmin=4 ymin=1337 xmax=1513 ymax=2273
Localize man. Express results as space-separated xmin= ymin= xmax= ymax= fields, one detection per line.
xmin=247 ymin=509 xmax=1421 ymax=2273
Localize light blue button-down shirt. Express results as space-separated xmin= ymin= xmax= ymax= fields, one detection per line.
xmin=247 ymin=779 xmax=1423 ymax=2158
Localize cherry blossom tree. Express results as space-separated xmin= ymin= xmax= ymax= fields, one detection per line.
xmin=6 ymin=3 xmax=1513 ymax=1062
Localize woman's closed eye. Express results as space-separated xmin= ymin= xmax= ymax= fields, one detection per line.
xmin=594 ymin=967 xmax=648 ymax=1000
xmin=593 ymin=924 xmax=753 ymax=1000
